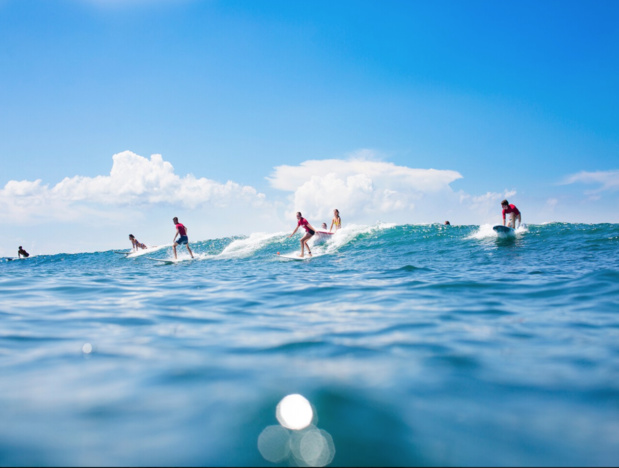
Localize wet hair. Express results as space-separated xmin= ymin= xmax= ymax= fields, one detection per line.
xmin=129 ymin=234 xmax=134 ymax=239
xmin=173 ymin=217 xmax=179 ymax=223
xmin=334 ymin=209 xmax=339 ymax=216
xmin=501 ymin=199 xmax=509 ymax=206
xmin=296 ymin=212 xmax=302 ymax=217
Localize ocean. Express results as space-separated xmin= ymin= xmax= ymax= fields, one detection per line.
xmin=1 ymin=223 xmax=618 ymax=466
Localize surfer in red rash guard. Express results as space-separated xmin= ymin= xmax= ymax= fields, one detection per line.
xmin=289 ymin=212 xmax=316 ymax=258
xmin=172 ymin=217 xmax=194 ymax=260
xmin=501 ymin=200 xmax=521 ymax=228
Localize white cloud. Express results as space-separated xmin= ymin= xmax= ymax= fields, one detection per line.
xmin=0 ymin=151 xmax=265 ymax=223
xmin=562 ymin=170 xmax=619 ymax=194
xmin=268 ymin=151 xmax=465 ymax=223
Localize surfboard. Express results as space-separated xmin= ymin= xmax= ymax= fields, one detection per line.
xmin=3 ymin=256 xmax=29 ymax=261
xmin=147 ymin=257 xmax=195 ymax=264
xmin=275 ymin=252 xmax=322 ymax=261
xmin=493 ymin=225 xmax=516 ymax=236
xmin=276 ymin=254 xmax=311 ymax=261
xmin=114 ymin=250 xmax=130 ymax=255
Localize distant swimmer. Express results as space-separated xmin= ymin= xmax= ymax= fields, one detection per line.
xmin=289 ymin=212 xmax=316 ymax=257
xmin=129 ymin=234 xmax=147 ymax=251
xmin=329 ymin=209 xmax=342 ymax=233
xmin=444 ymin=221 xmax=451 ymax=225
xmin=501 ymin=200 xmax=521 ymax=228
xmin=17 ymin=246 xmax=29 ymax=258
xmin=172 ymin=217 xmax=194 ymax=260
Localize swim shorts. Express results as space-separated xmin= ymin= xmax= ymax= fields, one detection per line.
xmin=176 ymin=235 xmax=188 ymax=245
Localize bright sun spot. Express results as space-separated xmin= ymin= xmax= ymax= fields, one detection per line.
xmin=259 ymin=394 xmax=336 ymax=466
xmin=276 ymin=394 xmax=314 ymax=430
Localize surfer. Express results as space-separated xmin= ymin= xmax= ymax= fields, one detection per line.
xmin=329 ymin=209 xmax=342 ymax=232
xmin=129 ymin=234 xmax=147 ymax=251
xmin=172 ymin=217 xmax=194 ymax=260
xmin=289 ymin=212 xmax=316 ymax=257
xmin=17 ymin=246 xmax=29 ymax=258
xmin=501 ymin=200 xmax=521 ymax=228
xmin=321 ymin=223 xmax=328 ymax=230
xmin=444 ymin=221 xmax=451 ymax=225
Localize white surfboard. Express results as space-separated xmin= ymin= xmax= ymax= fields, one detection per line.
xmin=493 ymin=225 xmax=516 ymax=237
xmin=147 ymin=257 xmax=195 ymax=264
xmin=275 ymin=252 xmax=323 ymax=261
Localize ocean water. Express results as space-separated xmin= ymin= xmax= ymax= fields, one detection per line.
xmin=1 ymin=223 xmax=618 ymax=466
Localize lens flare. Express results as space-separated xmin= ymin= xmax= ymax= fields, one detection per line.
xmin=276 ymin=394 xmax=314 ymax=430
xmin=257 ymin=425 xmax=290 ymax=463
xmin=291 ymin=426 xmax=335 ymax=467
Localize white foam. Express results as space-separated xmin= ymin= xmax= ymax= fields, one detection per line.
xmin=468 ymin=223 xmax=528 ymax=240
xmin=467 ymin=224 xmax=497 ymax=240
xmin=126 ymin=244 xmax=172 ymax=258
xmin=323 ymin=222 xmax=395 ymax=254
xmin=219 ymin=231 xmax=287 ymax=259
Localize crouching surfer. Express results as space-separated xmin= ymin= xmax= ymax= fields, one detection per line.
xmin=129 ymin=234 xmax=147 ymax=251
xmin=501 ymin=200 xmax=522 ymax=229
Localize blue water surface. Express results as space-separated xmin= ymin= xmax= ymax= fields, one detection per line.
xmin=1 ymin=223 xmax=618 ymax=466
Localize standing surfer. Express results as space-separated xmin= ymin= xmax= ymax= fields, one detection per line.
xmin=329 ymin=209 xmax=342 ymax=232
xmin=289 ymin=212 xmax=316 ymax=258
xmin=172 ymin=217 xmax=194 ymax=260
xmin=501 ymin=200 xmax=521 ymax=228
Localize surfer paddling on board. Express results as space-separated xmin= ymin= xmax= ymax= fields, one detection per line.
xmin=17 ymin=246 xmax=29 ymax=258
xmin=329 ymin=209 xmax=342 ymax=233
xmin=129 ymin=234 xmax=147 ymax=251
xmin=172 ymin=217 xmax=194 ymax=260
xmin=289 ymin=212 xmax=316 ymax=257
xmin=501 ymin=200 xmax=521 ymax=229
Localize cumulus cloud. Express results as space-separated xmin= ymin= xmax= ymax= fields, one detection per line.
xmin=458 ymin=190 xmax=517 ymax=220
xmin=268 ymin=151 xmax=464 ymax=222
xmin=0 ymin=151 xmax=265 ymax=223
xmin=562 ymin=170 xmax=619 ymax=194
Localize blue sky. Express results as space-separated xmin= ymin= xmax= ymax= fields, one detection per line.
xmin=1 ymin=0 xmax=618 ymax=255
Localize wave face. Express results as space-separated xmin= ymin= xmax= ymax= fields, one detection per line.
xmin=1 ymin=223 xmax=618 ymax=465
